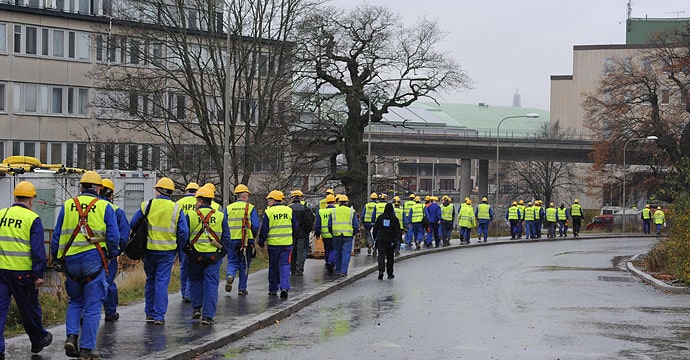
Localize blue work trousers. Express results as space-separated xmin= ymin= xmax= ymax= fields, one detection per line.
xmin=642 ymin=219 xmax=651 ymax=234
xmin=535 ymin=220 xmax=543 ymax=238
xmin=333 ymin=236 xmax=353 ymax=275
xmin=460 ymin=226 xmax=472 ymax=242
xmin=103 ymin=257 xmax=119 ymax=316
xmin=656 ymin=223 xmax=663 ymax=235
xmin=143 ymin=251 xmax=176 ymax=322
xmin=188 ymin=258 xmax=221 ymax=319
xmin=441 ymin=220 xmax=454 ymax=242
xmin=558 ymin=220 xmax=567 ymax=236
xmin=322 ymin=237 xmax=335 ymax=267
xmin=0 ymin=270 xmax=49 ymax=353
xmin=525 ymin=220 xmax=535 ymax=239
xmin=404 ymin=223 xmax=413 ymax=245
xmin=226 ymin=241 xmax=253 ymax=291
xmin=427 ymin=222 xmax=441 ymax=246
xmin=64 ymin=259 xmax=106 ymax=351
xmin=267 ymin=245 xmax=292 ymax=293
xmin=477 ymin=220 xmax=490 ymax=241
xmin=411 ymin=223 xmax=424 ymax=242
xmin=516 ymin=221 xmax=524 ymax=238
xmin=178 ymin=248 xmax=190 ymax=300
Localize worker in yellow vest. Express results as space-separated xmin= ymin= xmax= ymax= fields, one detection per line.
xmin=475 ymin=197 xmax=493 ymax=242
xmin=557 ymin=203 xmax=569 ymax=237
xmin=653 ymin=206 xmax=665 ymax=236
xmin=403 ymin=194 xmax=416 ymax=248
xmin=524 ymin=201 xmax=536 ymax=239
xmin=225 ymin=184 xmax=259 ymax=296
xmin=408 ymin=196 xmax=425 ymax=250
xmin=641 ymin=204 xmax=652 ymax=234
xmin=0 ymin=181 xmax=53 ymax=356
xmin=183 ymin=185 xmax=231 ymax=325
xmin=440 ymin=196 xmax=456 ymax=246
xmin=99 ymin=179 xmax=130 ymax=322
xmin=458 ymin=198 xmax=476 ymax=243
xmin=314 ymin=194 xmax=337 ymax=273
xmin=360 ymin=193 xmax=378 ymax=255
xmin=516 ymin=200 xmax=526 ymax=239
xmin=545 ymin=202 xmax=558 ymax=238
xmin=176 ymin=182 xmax=200 ymax=303
xmin=52 ymin=171 xmax=121 ymax=358
xmin=570 ymin=199 xmax=583 ymax=237
xmin=129 ymin=177 xmax=189 ymax=326
xmin=505 ymin=201 xmax=521 ymax=240
xmin=258 ymin=191 xmax=297 ymax=299
xmin=328 ymin=195 xmax=359 ymax=277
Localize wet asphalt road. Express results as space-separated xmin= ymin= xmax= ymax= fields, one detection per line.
xmin=196 ymin=237 xmax=690 ymax=359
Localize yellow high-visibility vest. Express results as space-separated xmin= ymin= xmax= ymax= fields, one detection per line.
xmin=265 ymin=205 xmax=293 ymax=246
xmin=0 ymin=205 xmax=38 ymax=270
xmin=188 ymin=208 xmax=224 ymax=253
xmin=332 ymin=205 xmax=355 ymax=237
xmin=477 ymin=203 xmax=491 ymax=220
xmin=58 ymin=195 xmax=109 ymax=257
xmin=145 ymin=198 xmax=181 ymax=251
xmin=226 ymin=201 xmax=255 ymax=240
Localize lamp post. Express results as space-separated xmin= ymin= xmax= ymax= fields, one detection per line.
xmin=622 ymin=135 xmax=658 ymax=232
xmin=222 ymin=2 xmax=232 ymax=208
xmin=495 ymin=113 xmax=540 ymax=208
xmin=366 ymin=77 xmax=428 ymax=197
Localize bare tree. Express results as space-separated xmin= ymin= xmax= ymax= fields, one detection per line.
xmin=294 ymin=4 xmax=472 ymax=208
xmin=88 ymin=0 xmax=311 ymax=197
xmin=507 ymin=121 xmax=583 ymax=205
xmin=582 ymin=24 xmax=690 ymax=200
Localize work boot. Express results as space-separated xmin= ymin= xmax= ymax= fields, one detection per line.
xmin=77 ymin=348 xmax=100 ymax=360
xmin=238 ymin=289 xmax=249 ymax=296
xmin=225 ymin=276 xmax=234 ymax=292
xmin=280 ymin=290 xmax=288 ymax=299
xmin=64 ymin=334 xmax=79 ymax=358
xmin=378 ymin=271 xmax=384 ymax=280
xmin=104 ymin=312 xmax=119 ymax=322
xmin=326 ymin=262 xmax=334 ymax=274
xmin=201 ymin=317 xmax=214 ymax=325
xmin=192 ymin=307 xmax=202 ymax=319
xmin=31 ymin=331 xmax=52 ymax=353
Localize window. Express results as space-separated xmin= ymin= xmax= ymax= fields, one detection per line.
xmin=128 ymin=144 xmax=138 ymax=170
xmin=76 ymin=143 xmax=87 ymax=168
xmin=95 ymin=35 xmax=103 ymax=61
xmin=56 ymin=0 xmax=64 ymax=11
xmin=102 ymin=0 xmax=111 ymax=16
xmin=419 ymin=179 xmax=432 ymax=192
xmin=0 ymin=83 xmax=5 ymax=112
xmin=25 ymin=26 xmax=37 ymax=54
xmin=661 ymin=89 xmax=670 ymax=105
xmin=78 ymin=0 xmax=89 ymax=14
xmin=439 ymin=179 xmax=454 ymax=191
xmin=176 ymin=94 xmax=185 ymax=119
xmin=117 ymin=145 xmax=125 ymax=169
xmin=53 ymin=30 xmax=64 ymax=57
xmin=78 ymin=88 xmax=88 ymax=115
xmin=41 ymin=28 xmax=49 ymax=56
xmin=188 ymin=9 xmax=198 ymax=30
xmin=24 ymin=142 xmax=36 ymax=157
xmin=0 ymin=23 xmax=7 ymax=53
xmin=0 ymin=141 xmax=4 ymax=161
xmin=129 ymin=92 xmax=138 ymax=115
xmin=51 ymin=143 xmax=62 ymax=164
xmin=25 ymin=84 xmax=37 ymax=112
xmin=66 ymin=143 xmax=74 ymax=167
xmin=152 ymin=43 xmax=163 ymax=65
xmin=12 ymin=142 xmax=20 ymax=156
xmin=51 ymin=87 xmax=63 ymax=113
xmin=77 ymin=32 xmax=89 ymax=59
xmin=129 ymin=38 xmax=140 ymax=64
xmin=39 ymin=142 xmax=47 ymax=163
xmin=14 ymin=25 xmax=21 ymax=53
xmin=68 ymin=31 xmax=75 ymax=58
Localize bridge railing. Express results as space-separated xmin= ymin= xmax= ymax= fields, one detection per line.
xmin=368 ymin=126 xmax=596 ymax=145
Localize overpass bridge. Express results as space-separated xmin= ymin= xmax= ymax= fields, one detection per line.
xmin=370 ymin=130 xmax=596 ymax=163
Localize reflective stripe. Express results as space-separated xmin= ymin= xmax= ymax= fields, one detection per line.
xmin=0 ymin=206 xmax=37 ymax=270
xmin=477 ymin=203 xmax=491 ymax=220
xmin=319 ymin=208 xmax=334 ymax=238
xmin=571 ymin=204 xmax=582 ymax=217
xmin=145 ymin=199 xmax=179 ymax=251
xmin=265 ymin=205 xmax=293 ymax=246
xmin=332 ymin=206 xmax=354 ymax=236
xmin=58 ymin=195 xmax=108 ymax=258
xmin=226 ymin=201 xmax=254 ymax=240
xmin=441 ymin=204 xmax=455 ymax=221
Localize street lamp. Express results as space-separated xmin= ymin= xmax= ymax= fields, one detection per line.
xmin=622 ymin=135 xmax=658 ymax=232
xmin=495 ymin=113 xmax=540 ymax=208
xmin=366 ymin=77 xmax=428 ymax=197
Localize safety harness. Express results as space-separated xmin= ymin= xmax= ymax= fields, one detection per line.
xmin=188 ymin=208 xmax=223 ymax=263
xmin=58 ymin=197 xmax=109 ymax=284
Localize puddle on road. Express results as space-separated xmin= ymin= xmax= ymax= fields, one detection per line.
xmin=216 ymin=293 xmax=400 ymax=359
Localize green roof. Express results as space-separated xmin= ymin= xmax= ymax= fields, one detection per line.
xmin=626 ymin=18 xmax=690 ymax=45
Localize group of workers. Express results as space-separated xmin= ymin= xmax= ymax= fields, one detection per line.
xmin=1 ymin=174 xmax=669 ymax=360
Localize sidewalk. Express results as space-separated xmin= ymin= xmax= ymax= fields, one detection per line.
xmin=5 ymin=233 xmax=658 ymax=359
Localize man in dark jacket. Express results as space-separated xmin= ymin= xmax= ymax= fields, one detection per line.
xmin=372 ymin=203 xmax=401 ymax=280
xmin=289 ymin=190 xmax=314 ymax=276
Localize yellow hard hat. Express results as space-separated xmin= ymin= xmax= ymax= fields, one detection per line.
xmin=425 ymin=196 xmax=430 ymax=201
xmin=464 ymin=197 xmax=470 ymax=202
xmin=203 ymin=183 xmax=216 ymax=193
xmin=466 ymin=199 xmax=472 ymax=205
xmin=326 ymin=189 xmax=335 ymax=195
xmin=13 ymin=181 xmax=36 ymax=197
xmin=266 ymin=190 xmax=284 ymax=201
xmin=432 ymin=196 xmax=439 ymax=201
xmin=80 ymin=171 xmax=102 ymax=186
xmin=441 ymin=195 xmax=448 ymax=201
xmin=195 ymin=185 xmax=215 ymax=199
xmin=512 ymin=201 xmax=518 ymax=206
xmin=550 ymin=202 xmax=555 ymax=207
xmin=338 ymin=194 xmax=349 ymax=202
xmin=102 ymin=179 xmax=115 ymax=192
xmin=155 ymin=177 xmax=175 ymax=191
xmin=415 ymin=196 xmax=421 ymax=201
xmin=645 ymin=204 xmax=650 ymax=208
xmin=657 ymin=206 xmax=662 ymax=210
xmin=370 ymin=192 xmax=378 ymax=199
xmin=379 ymin=193 xmax=388 ymax=200
xmin=393 ymin=196 xmax=400 ymax=201
xmin=291 ymin=190 xmax=304 ymax=197
xmin=325 ymin=194 xmax=336 ymax=203
xmin=409 ymin=194 xmax=416 ymax=199
xmin=519 ymin=199 xmax=524 ymax=205
xmin=482 ymin=197 xmax=488 ymax=202
xmin=574 ymin=199 xmax=579 ymax=203
xmin=234 ymin=184 xmax=251 ymax=194
xmin=185 ymin=182 xmax=200 ymax=191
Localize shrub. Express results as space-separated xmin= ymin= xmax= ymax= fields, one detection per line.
xmin=646 ymin=194 xmax=690 ymax=284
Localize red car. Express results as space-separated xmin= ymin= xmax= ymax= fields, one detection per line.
xmin=586 ymin=214 xmax=614 ymax=231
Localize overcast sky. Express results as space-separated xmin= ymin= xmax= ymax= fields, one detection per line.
xmin=330 ymin=0 xmax=689 ymax=110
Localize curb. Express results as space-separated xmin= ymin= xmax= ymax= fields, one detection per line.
xmin=626 ymin=253 xmax=690 ymax=294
